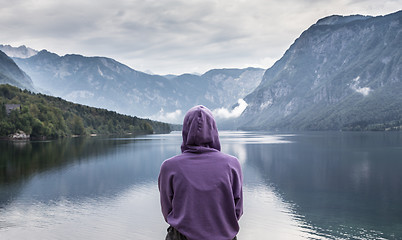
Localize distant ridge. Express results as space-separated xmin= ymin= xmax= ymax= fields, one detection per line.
xmin=13 ymin=51 xmax=264 ymax=122
xmin=0 ymin=44 xmax=38 ymax=59
xmin=315 ymin=14 xmax=372 ymax=26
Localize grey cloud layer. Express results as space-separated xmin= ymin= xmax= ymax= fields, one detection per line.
xmin=0 ymin=0 xmax=401 ymax=74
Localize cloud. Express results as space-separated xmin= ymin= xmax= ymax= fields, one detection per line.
xmin=349 ymin=76 xmax=372 ymax=96
xmin=212 ymin=99 xmax=248 ymax=119
xmin=354 ymin=87 xmax=372 ymax=96
xmin=1 ymin=0 xmax=401 ymax=75
xmin=151 ymin=109 xmax=183 ymax=124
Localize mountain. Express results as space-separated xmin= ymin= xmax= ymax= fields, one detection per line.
xmin=13 ymin=51 xmax=264 ymax=122
xmin=13 ymin=50 xmax=179 ymax=117
xmin=0 ymin=45 xmax=38 ymax=59
xmin=173 ymin=68 xmax=264 ymax=110
xmin=238 ymin=11 xmax=402 ymax=131
xmin=0 ymin=50 xmax=35 ymax=91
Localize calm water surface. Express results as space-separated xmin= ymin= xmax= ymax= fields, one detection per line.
xmin=1 ymin=131 xmax=402 ymax=239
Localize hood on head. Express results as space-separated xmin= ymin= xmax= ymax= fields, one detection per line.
xmin=181 ymin=105 xmax=221 ymax=153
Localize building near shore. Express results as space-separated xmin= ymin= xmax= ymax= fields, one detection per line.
xmin=5 ymin=104 xmax=21 ymax=115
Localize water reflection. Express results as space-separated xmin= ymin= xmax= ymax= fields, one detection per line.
xmin=1 ymin=138 xmax=124 ymax=184
xmin=1 ymin=131 xmax=402 ymax=239
xmin=0 ymin=134 xmax=182 ymax=206
xmin=221 ymin=132 xmax=317 ymax=239
xmin=222 ymin=131 xmax=402 ymax=239
xmin=1 ymin=181 xmax=167 ymax=240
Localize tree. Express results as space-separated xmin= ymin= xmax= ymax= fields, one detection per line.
xmin=71 ymin=115 xmax=85 ymax=135
xmin=31 ymin=118 xmax=45 ymax=137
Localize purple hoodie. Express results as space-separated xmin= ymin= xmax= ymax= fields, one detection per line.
xmin=158 ymin=105 xmax=243 ymax=240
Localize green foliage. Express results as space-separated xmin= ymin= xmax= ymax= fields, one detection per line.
xmin=70 ymin=115 xmax=85 ymax=135
xmin=0 ymin=84 xmax=171 ymax=138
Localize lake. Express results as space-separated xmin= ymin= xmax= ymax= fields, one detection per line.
xmin=1 ymin=131 xmax=402 ymax=239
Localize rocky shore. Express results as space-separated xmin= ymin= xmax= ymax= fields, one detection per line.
xmin=8 ymin=130 xmax=30 ymax=140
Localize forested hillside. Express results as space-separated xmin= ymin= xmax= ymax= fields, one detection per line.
xmin=0 ymin=84 xmax=170 ymax=138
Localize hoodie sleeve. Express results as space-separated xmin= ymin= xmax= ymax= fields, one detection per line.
xmin=158 ymin=161 xmax=174 ymax=221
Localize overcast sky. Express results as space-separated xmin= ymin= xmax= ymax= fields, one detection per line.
xmin=0 ymin=0 xmax=401 ymax=75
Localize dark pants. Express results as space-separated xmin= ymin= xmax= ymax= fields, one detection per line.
xmin=165 ymin=226 xmax=237 ymax=240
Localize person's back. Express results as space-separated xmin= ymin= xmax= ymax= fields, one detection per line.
xmin=158 ymin=105 xmax=243 ymax=240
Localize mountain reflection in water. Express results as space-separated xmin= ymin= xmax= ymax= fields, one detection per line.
xmin=1 ymin=131 xmax=401 ymax=239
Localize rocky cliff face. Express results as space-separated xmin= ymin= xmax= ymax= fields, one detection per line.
xmin=0 ymin=50 xmax=35 ymax=91
xmin=239 ymin=11 xmax=402 ymax=130
xmin=173 ymin=68 xmax=264 ymax=110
